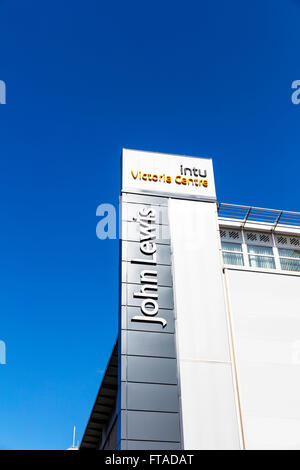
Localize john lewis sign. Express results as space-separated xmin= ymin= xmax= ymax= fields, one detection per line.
xmin=131 ymin=206 xmax=167 ymax=328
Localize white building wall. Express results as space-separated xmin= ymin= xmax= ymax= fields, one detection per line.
xmin=225 ymin=268 xmax=300 ymax=450
xmin=168 ymin=198 xmax=241 ymax=449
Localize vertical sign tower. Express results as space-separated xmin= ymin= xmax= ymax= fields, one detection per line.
xmin=119 ymin=149 xmax=241 ymax=450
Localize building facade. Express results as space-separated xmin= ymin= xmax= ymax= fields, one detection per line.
xmin=81 ymin=149 xmax=300 ymax=450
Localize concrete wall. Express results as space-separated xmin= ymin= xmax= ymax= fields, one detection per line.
xmin=168 ymin=199 xmax=241 ymax=449
xmin=226 ymin=268 xmax=300 ymax=449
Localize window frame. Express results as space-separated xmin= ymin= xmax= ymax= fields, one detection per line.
xmin=221 ymin=241 xmax=244 ymax=267
xmin=277 ymin=248 xmax=300 ymax=272
xmin=220 ymin=228 xmax=300 ymax=273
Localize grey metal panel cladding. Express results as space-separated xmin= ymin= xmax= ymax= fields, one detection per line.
xmin=122 ymin=262 xmax=172 ymax=287
xmin=121 ymin=307 xmax=175 ymax=334
xmin=125 ymin=356 xmax=178 ymax=385
xmin=122 ymin=202 xmax=169 ymax=225
xmin=121 ymin=330 xmax=176 ymax=358
xmin=119 ymin=193 xmax=182 ymax=448
xmin=125 ymin=411 xmax=181 ymax=442
xmin=123 ymin=284 xmax=174 ymax=309
xmin=122 ymin=221 xmax=170 ymax=245
xmin=125 ymin=383 xmax=179 ymax=412
xmin=122 ymin=193 xmax=168 ymax=207
xmin=124 ymin=440 xmax=181 ymax=450
xmin=122 ymin=241 xmax=172 ymax=265
xmin=121 ymin=355 xmax=127 ymax=382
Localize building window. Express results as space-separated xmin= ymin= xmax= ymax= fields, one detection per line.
xmin=220 ymin=228 xmax=300 ymax=273
xmin=247 ymin=245 xmax=275 ymax=269
xmin=221 ymin=242 xmax=244 ymax=266
xmin=278 ymin=248 xmax=300 ymax=272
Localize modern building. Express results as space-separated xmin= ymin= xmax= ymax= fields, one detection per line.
xmin=80 ymin=149 xmax=300 ymax=450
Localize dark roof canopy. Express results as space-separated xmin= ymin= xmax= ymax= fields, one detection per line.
xmin=80 ymin=339 xmax=118 ymax=449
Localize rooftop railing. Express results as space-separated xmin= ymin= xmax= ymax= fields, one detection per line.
xmin=217 ymin=203 xmax=300 ymax=229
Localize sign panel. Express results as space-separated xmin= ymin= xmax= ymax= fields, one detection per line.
xmin=119 ymin=148 xmax=216 ymax=449
xmin=122 ymin=148 xmax=216 ymax=201
xmin=119 ymin=192 xmax=182 ymax=449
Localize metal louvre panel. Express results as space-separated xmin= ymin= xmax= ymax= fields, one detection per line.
xmin=244 ymin=231 xmax=273 ymax=247
xmin=275 ymin=234 xmax=300 ymax=250
xmin=219 ymin=228 xmax=242 ymax=243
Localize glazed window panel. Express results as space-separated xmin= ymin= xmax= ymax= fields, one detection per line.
xmin=247 ymin=245 xmax=274 ymax=256
xmin=278 ymin=248 xmax=300 ymax=272
xmin=221 ymin=242 xmax=243 ymax=253
xmin=247 ymin=245 xmax=275 ymax=269
xmin=278 ymin=248 xmax=300 ymax=259
xmin=220 ymin=229 xmax=300 ymax=272
xmin=248 ymin=255 xmax=276 ymax=270
xmin=221 ymin=242 xmax=244 ymax=266
xmin=279 ymin=258 xmax=300 ymax=272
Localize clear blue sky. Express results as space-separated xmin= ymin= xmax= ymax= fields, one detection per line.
xmin=0 ymin=0 xmax=299 ymax=450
